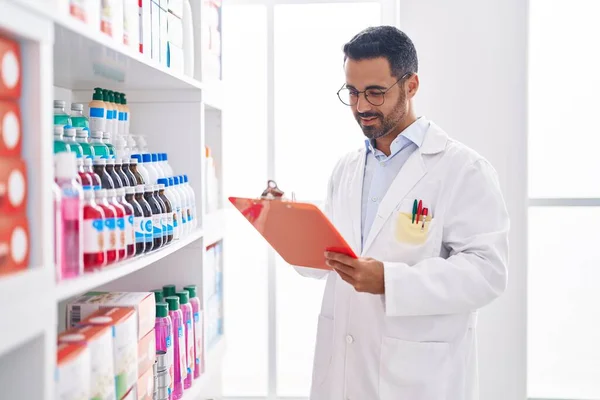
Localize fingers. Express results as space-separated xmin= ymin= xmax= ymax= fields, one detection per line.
xmin=334 ymin=267 xmax=355 ymax=286
xmin=325 ymin=251 xmax=357 ymax=267
xmin=328 ymin=260 xmax=355 ymax=277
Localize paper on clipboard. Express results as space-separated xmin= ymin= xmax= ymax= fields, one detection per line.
xmin=229 ymin=195 xmax=357 ymax=270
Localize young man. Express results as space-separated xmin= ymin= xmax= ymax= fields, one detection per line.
xmin=296 ymin=26 xmax=509 ymax=400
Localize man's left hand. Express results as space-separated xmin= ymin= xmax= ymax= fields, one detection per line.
xmin=325 ymin=251 xmax=385 ymax=294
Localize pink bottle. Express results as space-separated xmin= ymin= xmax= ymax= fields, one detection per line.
xmin=176 ymin=291 xmax=194 ymax=388
xmin=184 ymin=285 xmax=202 ymax=378
xmin=54 ymin=152 xmax=83 ymax=280
xmin=165 ymin=296 xmax=186 ymax=399
xmin=155 ymin=302 xmax=174 ymax=399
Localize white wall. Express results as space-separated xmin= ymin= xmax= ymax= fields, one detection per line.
xmin=398 ymin=1 xmax=528 ymax=399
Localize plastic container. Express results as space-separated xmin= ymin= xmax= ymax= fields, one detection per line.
xmin=54 ymin=100 xmax=72 ymax=127
xmin=117 ymin=187 xmax=135 ymax=258
xmin=114 ymin=159 xmax=130 ymax=187
xmin=165 ymin=296 xmax=186 ymax=400
xmin=125 ymin=186 xmax=145 ymax=255
xmin=176 ymin=291 xmax=194 ymax=388
xmin=75 ymin=128 xmax=95 ymax=158
xmin=151 ymin=153 xmax=165 ymax=179
xmin=102 ymin=89 xmax=116 ymax=137
xmin=173 ymin=176 xmax=189 ymax=236
xmin=89 ymin=131 xmax=111 ymax=158
xmin=183 ymin=175 xmax=197 ymax=229
xmin=82 ymin=190 xmax=106 ymax=271
xmin=108 ymin=188 xmax=127 ymax=261
xmin=121 ymin=159 xmax=137 ymax=186
xmin=109 ymin=91 xmax=120 ymax=138
xmin=159 ymin=178 xmax=180 ymax=240
xmin=161 ymin=153 xmax=174 ymax=176
xmin=134 ymin=185 xmax=154 ymax=253
xmin=93 ymin=158 xmax=114 ymax=189
xmin=102 ymin=132 xmax=116 ymax=157
xmin=184 ymin=285 xmax=202 ymax=379
xmin=130 ymin=155 xmax=149 ymax=184
xmin=54 ymin=125 xmax=71 ymax=154
xmin=55 ymin=152 xmax=83 ymax=279
xmin=71 ymin=103 xmax=89 ymax=129
xmin=152 ymin=289 xmax=164 ymax=303
xmin=157 ymin=184 xmax=173 ymax=243
xmin=76 ymin=158 xmax=93 ymax=191
xmin=114 ymin=136 xmax=129 ymax=160
xmin=153 ymin=185 xmax=168 ymax=245
xmin=155 ymin=302 xmax=174 ymax=398
xmin=144 ymin=185 xmax=163 ymax=250
xmin=105 ymin=158 xmax=123 ymax=188
xmin=63 ymin=126 xmax=84 ymax=158
xmin=121 ymin=93 xmax=130 ymax=136
xmin=95 ymin=189 xmax=118 ymax=264
xmin=163 ymin=284 xmax=177 ymax=298
xmin=89 ymin=88 xmax=106 ymax=132
xmin=167 ymin=177 xmax=184 ymax=240
xmin=142 ymin=153 xmax=158 ymax=184
xmin=84 ymin=158 xmax=102 ymax=190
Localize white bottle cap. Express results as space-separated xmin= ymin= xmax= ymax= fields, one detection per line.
xmin=53 ymin=125 xmax=64 ymax=135
xmin=93 ymin=157 xmax=106 ymax=165
xmin=76 ymin=157 xmax=83 ymax=168
xmin=117 ymin=188 xmax=125 ymax=197
xmin=84 ymin=158 xmax=93 ymax=167
xmin=107 ymin=188 xmax=116 ymax=198
xmin=135 ymin=185 xmax=145 ymax=194
xmin=54 ymin=100 xmax=66 ymax=108
xmin=63 ymin=127 xmax=76 ymax=138
xmin=76 ymin=128 xmax=88 ymax=138
xmin=95 ymin=189 xmax=107 ymax=199
xmin=158 ymin=184 xmax=165 ymax=190
xmin=126 ymin=186 xmax=136 ymax=194
xmin=103 ymin=132 xmax=111 ymax=140
xmin=129 ymin=158 xmax=138 ymax=165
xmin=71 ymin=103 xmax=84 ymax=112
xmin=54 ymin=152 xmax=77 ymax=179
xmin=144 ymin=185 xmax=154 ymax=192
xmin=84 ymin=190 xmax=95 ymax=200
xmin=90 ymin=130 xmax=103 ymax=139
xmin=106 ymin=158 xmax=115 ymax=165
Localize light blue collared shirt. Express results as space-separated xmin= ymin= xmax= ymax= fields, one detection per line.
xmin=361 ymin=117 xmax=429 ymax=249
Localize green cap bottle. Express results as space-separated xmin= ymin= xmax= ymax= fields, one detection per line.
xmin=92 ymin=87 xmax=104 ymax=101
xmin=121 ymin=93 xmax=127 ymax=105
xmin=102 ymin=89 xmax=110 ymax=102
xmin=183 ymin=285 xmax=197 ymax=298
xmin=163 ymin=284 xmax=177 ymax=298
xmin=152 ymin=289 xmax=164 ymax=303
xmin=165 ymin=296 xmax=180 ymax=311
xmin=176 ymin=291 xmax=189 ymax=305
xmin=156 ymin=302 xmax=169 ymax=318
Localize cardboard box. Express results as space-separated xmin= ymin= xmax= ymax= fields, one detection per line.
xmin=0 ymin=35 xmax=21 ymax=100
xmin=0 ymin=216 xmax=29 ymax=276
xmin=136 ymin=366 xmax=154 ymax=400
xmin=0 ymin=157 xmax=26 ymax=214
xmin=150 ymin=1 xmax=160 ymax=62
xmin=138 ymin=329 xmax=156 ymax=377
xmin=56 ymin=343 xmax=91 ymax=400
xmin=0 ymin=100 xmax=21 ymax=157
xmin=67 ymin=291 xmax=156 ymax=339
xmin=167 ymin=11 xmax=182 ymax=48
xmin=80 ymin=307 xmax=138 ymax=400
xmin=58 ymin=325 xmax=115 ymax=400
xmin=139 ymin=0 xmax=152 ymax=55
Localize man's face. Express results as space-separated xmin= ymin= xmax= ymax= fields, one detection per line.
xmin=344 ymin=57 xmax=408 ymax=140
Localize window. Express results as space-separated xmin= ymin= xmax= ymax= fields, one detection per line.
xmin=223 ymin=1 xmax=388 ymax=398
xmin=528 ymin=1 xmax=600 ymax=398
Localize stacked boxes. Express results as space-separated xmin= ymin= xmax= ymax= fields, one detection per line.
xmin=0 ymin=34 xmax=29 ymax=277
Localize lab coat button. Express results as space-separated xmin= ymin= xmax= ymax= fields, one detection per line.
xmin=346 ymin=335 xmax=354 ymax=344
xmin=371 ymin=197 xmax=377 ymax=202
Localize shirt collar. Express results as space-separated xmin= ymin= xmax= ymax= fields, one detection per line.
xmin=364 ymin=117 xmax=429 ymax=156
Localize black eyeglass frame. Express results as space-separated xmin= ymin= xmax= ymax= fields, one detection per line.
xmin=337 ymin=72 xmax=414 ymax=106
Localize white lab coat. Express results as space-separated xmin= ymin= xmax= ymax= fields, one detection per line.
xmin=296 ymin=121 xmax=509 ymax=400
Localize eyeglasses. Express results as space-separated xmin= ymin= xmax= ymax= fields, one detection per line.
xmin=337 ymin=72 xmax=413 ymax=106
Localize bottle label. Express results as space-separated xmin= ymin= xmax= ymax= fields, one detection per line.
xmin=167 ymin=212 xmax=174 ymax=235
xmin=106 ymin=109 xmax=114 ymax=121
xmin=118 ymin=111 xmax=125 ymax=121
xmin=166 ymin=333 xmax=174 ymax=393
xmin=153 ymin=215 xmax=162 ymax=239
xmin=186 ymin=318 xmax=194 ymax=375
xmin=126 ymin=214 xmax=134 ymax=246
xmin=105 ymin=218 xmax=117 ymax=250
xmin=178 ymin=324 xmax=187 ymax=381
xmin=135 ymin=216 xmax=150 ymax=244
xmin=89 ymin=107 xmax=104 ymax=118
xmin=116 ymin=217 xmax=125 ymax=249
xmin=180 ymin=206 xmax=187 ymax=225
xmin=161 ymin=213 xmax=167 ymax=236
xmin=186 ymin=207 xmax=191 ymax=223
xmin=83 ymin=218 xmax=105 ymax=253
xmin=172 ymin=211 xmax=178 ymax=228
xmin=194 ymin=311 xmax=201 ymax=365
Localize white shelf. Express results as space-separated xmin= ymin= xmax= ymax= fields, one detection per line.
xmin=203 ymin=80 xmax=224 ymax=111
xmin=55 ymin=229 xmax=203 ymax=302
xmin=182 ymin=336 xmax=226 ymax=400
xmin=204 ymin=209 xmax=225 ymax=247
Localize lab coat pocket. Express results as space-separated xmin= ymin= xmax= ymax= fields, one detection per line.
xmin=379 ymin=337 xmax=449 ymax=400
xmin=393 ymin=212 xmax=433 ymax=245
xmin=311 ymin=315 xmax=334 ymax=389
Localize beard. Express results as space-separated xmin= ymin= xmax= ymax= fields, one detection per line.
xmin=355 ymin=93 xmax=407 ymax=140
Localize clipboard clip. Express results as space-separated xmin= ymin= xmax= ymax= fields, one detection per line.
xmin=260 ymin=180 xmax=295 ymax=202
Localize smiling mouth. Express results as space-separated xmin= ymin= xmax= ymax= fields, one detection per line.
xmin=360 ymin=116 xmax=379 ymax=126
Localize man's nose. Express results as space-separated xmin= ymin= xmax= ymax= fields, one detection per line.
xmin=356 ymin=93 xmax=373 ymax=114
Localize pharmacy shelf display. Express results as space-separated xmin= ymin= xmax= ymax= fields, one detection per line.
xmin=0 ymin=1 xmax=226 ymax=399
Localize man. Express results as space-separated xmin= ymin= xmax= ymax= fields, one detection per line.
xmin=295 ymin=26 xmax=509 ymax=400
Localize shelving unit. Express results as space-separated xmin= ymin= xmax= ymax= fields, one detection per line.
xmin=0 ymin=1 xmax=226 ymax=399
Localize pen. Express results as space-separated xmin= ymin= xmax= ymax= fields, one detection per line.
xmin=421 ymin=208 xmax=429 ymax=231
xmin=412 ymin=199 xmax=418 ymax=224
xmin=416 ymin=200 xmax=423 ymax=224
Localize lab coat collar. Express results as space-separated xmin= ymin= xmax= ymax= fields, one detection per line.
xmin=364 ymin=116 xmax=429 ymax=156
xmin=360 ymin=120 xmax=448 ymax=254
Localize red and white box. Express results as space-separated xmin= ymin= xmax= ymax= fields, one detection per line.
xmin=0 ymin=216 xmax=30 ymax=276
xmin=0 ymin=100 xmax=21 ymax=157
xmin=0 ymin=35 xmax=21 ymax=100
xmin=0 ymin=157 xmax=27 ymax=214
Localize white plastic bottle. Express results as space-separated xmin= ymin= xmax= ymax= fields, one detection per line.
xmin=136 ymin=135 xmax=150 ymax=154
xmin=173 ymin=176 xmax=189 ymax=236
xmin=142 ymin=153 xmax=159 ymax=184
xmin=114 ymin=136 xmax=130 ymax=160
xmin=131 ymin=155 xmax=150 ymax=184
xmin=158 ymin=178 xmax=179 ymax=240
xmin=161 ymin=153 xmax=174 ymax=176
xmin=168 ymin=177 xmax=184 ymax=240
xmin=151 ymin=153 xmax=165 ymax=179
xmin=182 ymin=175 xmax=197 ymax=229
xmin=125 ymin=135 xmax=138 ymax=153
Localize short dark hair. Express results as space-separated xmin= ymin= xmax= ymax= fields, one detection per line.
xmin=343 ymin=26 xmax=418 ymax=78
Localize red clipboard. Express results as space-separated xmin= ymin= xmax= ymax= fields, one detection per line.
xmin=229 ymin=197 xmax=357 ymax=270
